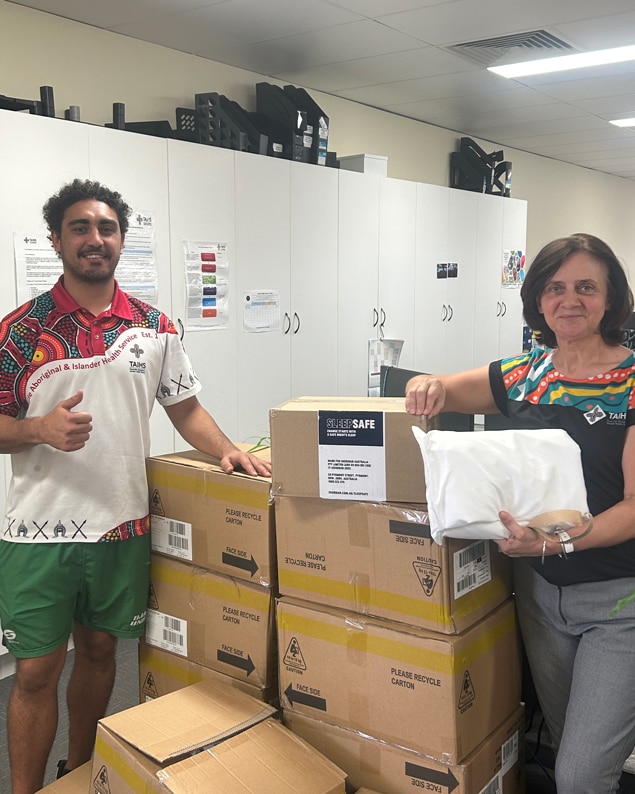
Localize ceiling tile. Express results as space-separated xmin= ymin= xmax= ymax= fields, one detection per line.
xmin=273 ymin=46 xmax=475 ymax=92
xmin=210 ymin=18 xmax=423 ymax=73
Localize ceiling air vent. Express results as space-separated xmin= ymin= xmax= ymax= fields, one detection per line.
xmin=447 ymin=30 xmax=576 ymax=68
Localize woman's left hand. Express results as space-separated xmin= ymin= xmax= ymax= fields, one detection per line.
xmin=495 ymin=510 xmax=555 ymax=558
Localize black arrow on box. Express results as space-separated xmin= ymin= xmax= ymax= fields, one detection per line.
xmin=217 ymin=649 xmax=256 ymax=676
xmin=405 ymin=762 xmax=459 ymax=793
xmin=284 ymin=683 xmax=327 ymax=711
xmin=222 ymin=551 xmax=259 ymax=577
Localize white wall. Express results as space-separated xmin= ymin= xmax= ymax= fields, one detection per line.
xmin=2 ymin=0 xmax=635 ymax=272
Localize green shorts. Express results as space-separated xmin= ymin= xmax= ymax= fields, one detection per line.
xmin=0 ymin=534 xmax=150 ymax=658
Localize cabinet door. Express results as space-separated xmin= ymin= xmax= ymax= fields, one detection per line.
xmin=89 ymin=126 xmax=175 ymax=455
xmin=415 ymin=187 xmax=478 ymax=375
xmin=167 ymin=139 xmax=239 ymax=444
xmin=378 ymin=177 xmax=417 ymax=370
xmin=235 ymin=152 xmax=291 ymax=442
xmin=289 ymin=161 xmax=339 ymax=398
xmin=472 ymin=193 xmax=505 ymax=369
xmin=0 ymin=110 xmax=91 ymax=315
xmin=337 ymin=169 xmax=380 ymax=395
xmin=445 ymin=189 xmax=478 ymax=373
xmin=473 ymin=195 xmax=528 ymax=367
xmin=414 ymin=183 xmax=449 ymax=374
xmin=499 ymin=198 xmax=528 ymax=359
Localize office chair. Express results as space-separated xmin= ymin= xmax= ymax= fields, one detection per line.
xmin=379 ymin=366 xmax=475 ymax=432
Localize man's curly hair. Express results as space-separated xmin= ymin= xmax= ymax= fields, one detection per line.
xmin=43 ymin=179 xmax=132 ymax=236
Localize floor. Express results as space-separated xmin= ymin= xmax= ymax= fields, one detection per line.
xmin=0 ymin=640 xmax=633 ymax=793
xmin=0 ymin=638 xmax=140 ymax=791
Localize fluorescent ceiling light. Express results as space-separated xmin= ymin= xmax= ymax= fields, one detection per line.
xmin=488 ymin=44 xmax=635 ymax=78
xmin=610 ymin=118 xmax=635 ymax=127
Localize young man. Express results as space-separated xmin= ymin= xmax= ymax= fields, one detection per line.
xmin=0 ymin=179 xmax=272 ymax=794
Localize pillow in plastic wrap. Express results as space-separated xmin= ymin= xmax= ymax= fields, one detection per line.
xmin=412 ymin=426 xmax=589 ymax=544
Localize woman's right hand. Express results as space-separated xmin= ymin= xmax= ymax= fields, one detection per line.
xmin=405 ymin=375 xmax=446 ymax=417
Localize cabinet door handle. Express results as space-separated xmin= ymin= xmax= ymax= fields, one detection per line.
xmin=380 ymin=308 xmax=386 ymax=327
xmin=283 ymin=312 xmax=291 ymax=334
xmin=441 ymin=304 xmax=448 ymax=321
xmin=177 ymin=318 xmax=185 ymax=340
xmin=373 ymin=308 xmax=379 ymax=328
xmin=501 ymin=301 xmax=507 ymax=317
xmin=293 ymin=312 xmax=300 ymax=334
xmin=496 ymin=301 xmax=502 ymax=317
xmin=447 ymin=304 xmax=454 ymax=321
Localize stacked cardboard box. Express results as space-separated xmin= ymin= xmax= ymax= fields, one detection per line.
xmin=145 ymin=445 xmax=277 ymax=702
xmin=270 ymin=397 xmax=523 ymax=793
xmin=90 ymin=679 xmax=346 ymax=793
xmin=37 ymin=763 xmax=91 ymax=793
xmin=285 ymin=706 xmax=525 ymax=794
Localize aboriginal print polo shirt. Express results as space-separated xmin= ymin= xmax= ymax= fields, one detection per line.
xmin=489 ymin=347 xmax=635 ymax=585
xmin=0 ymin=277 xmax=201 ymax=543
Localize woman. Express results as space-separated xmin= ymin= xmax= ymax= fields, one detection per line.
xmin=406 ymin=233 xmax=635 ymax=794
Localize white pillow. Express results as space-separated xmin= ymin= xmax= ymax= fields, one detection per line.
xmin=412 ymin=426 xmax=590 ymax=544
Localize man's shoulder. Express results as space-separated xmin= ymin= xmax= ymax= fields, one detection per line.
xmin=122 ymin=292 xmax=177 ymax=334
xmin=2 ymin=290 xmax=56 ymax=327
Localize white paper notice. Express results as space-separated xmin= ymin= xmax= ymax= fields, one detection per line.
xmin=368 ymin=338 xmax=404 ymax=395
xmin=502 ymin=248 xmax=526 ymax=288
xmin=117 ymin=210 xmax=158 ymax=304
xmin=317 ymin=410 xmax=386 ymax=501
xmin=14 ymin=233 xmax=63 ymax=303
xmin=243 ymin=290 xmax=281 ymax=332
xmin=184 ymin=241 xmax=229 ymax=330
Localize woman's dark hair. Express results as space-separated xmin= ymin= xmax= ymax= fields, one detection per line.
xmin=43 ymin=178 xmax=132 ymax=237
xmin=521 ymin=233 xmax=634 ymax=348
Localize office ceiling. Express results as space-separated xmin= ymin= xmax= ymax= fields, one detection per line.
xmin=10 ymin=0 xmax=635 ymax=181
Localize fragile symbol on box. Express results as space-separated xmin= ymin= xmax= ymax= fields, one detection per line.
xmin=142 ymin=671 xmax=159 ymax=699
xmin=458 ymin=670 xmax=476 ymax=710
xmin=93 ymin=765 xmax=110 ymax=794
xmin=148 ymin=582 xmax=159 ymax=610
xmin=412 ymin=561 xmax=441 ymax=596
xmin=284 ymin=637 xmax=307 ymax=670
xmin=150 ymin=488 xmax=165 ymax=516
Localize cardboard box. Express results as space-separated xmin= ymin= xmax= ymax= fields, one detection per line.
xmin=147 ymin=445 xmax=275 ymax=586
xmin=38 ymin=762 xmax=91 ymax=792
xmin=284 ymin=705 xmax=525 ymax=794
xmin=92 ymin=680 xmax=346 ymax=793
xmin=138 ymin=640 xmax=276 ymax=704
xmin=269 ymin=397 xmax=435 ymax=504
xmin=275 ymin=496 xmax=512 ymax=633
xmin=186 ymin=717 xmax=347 ymax=793
xmin=277 ymin=597 xmax=521 ymax=764
xmin=146 ymin=555 xmax=276 ymax=689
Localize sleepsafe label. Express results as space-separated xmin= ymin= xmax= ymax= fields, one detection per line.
xmin=317 ymin=411 xmax=386 ymax=501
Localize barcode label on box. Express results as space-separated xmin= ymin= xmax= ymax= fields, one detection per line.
xmin=453 ymin=540 xmax=491 ymax=599
xmin=145 ymin=608 xmax=188 ymax=656
xmin=501 ymin=729 xmax=519 ymax=774
xmin=478 ymin=775 xmax=502 ymax=794
xmin=150 ymin=515 xmax=193 ymax=561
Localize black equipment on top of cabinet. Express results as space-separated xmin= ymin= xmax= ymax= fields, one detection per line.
xmin=450 ymin=137 xmax=512 ymax=197
xmin=255 ymin=82 xmax=312 ymax=163
xmin=282 ymin=85 xmax=329 ymax=166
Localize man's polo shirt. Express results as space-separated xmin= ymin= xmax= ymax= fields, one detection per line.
xmin=0 ymin=277 xmax=201 ymax=543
